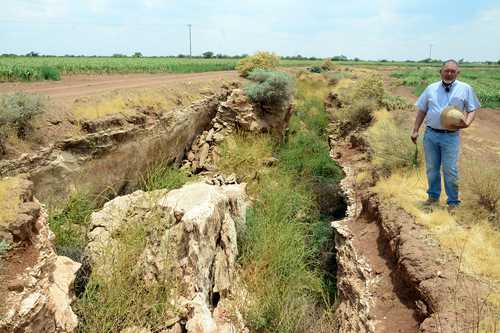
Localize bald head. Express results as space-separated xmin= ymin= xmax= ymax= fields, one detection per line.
xmin=440 ymin=59 xmax=460 ymax=83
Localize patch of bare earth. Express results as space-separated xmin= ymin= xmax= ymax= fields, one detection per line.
xmin=0 ymin=71 xmax=241 ymax=158
xmin=0 ymin=71 xmax=239 ymax=101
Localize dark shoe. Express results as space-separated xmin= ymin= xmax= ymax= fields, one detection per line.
xmin=447 ymin=204 xmax=460 ymax=214
xmin=423 ymin=197 xmax=439 ymax=206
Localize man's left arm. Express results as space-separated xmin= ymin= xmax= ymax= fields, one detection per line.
xmin=454 ymin=86 xmax=481 ymax=129
xmin=459 ymin=110 xmax=477 ymax=128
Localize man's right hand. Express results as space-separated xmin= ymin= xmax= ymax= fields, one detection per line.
xmin=411 ymin=130 xmax=418 ymax=144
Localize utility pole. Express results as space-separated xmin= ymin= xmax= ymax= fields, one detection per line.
xmin=429 ymin=44 xmax=433 ymax=60
xmin=187 ymin=24 xmax=192 ymax=57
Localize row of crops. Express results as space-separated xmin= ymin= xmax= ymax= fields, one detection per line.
xmin=391 ymin=67 xmax=500 ymax=108
xmin=0 ymin=56 xmax=322 ymax=82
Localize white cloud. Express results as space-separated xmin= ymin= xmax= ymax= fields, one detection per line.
xmin=84 ymin=0 xmax=111 ymax=13
xmin=1 ymin=0 xmax=69 ymax=20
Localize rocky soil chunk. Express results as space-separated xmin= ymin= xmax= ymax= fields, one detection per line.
xmin=85 ymin=182 xmax=248 ymax=333
xmin=182 ymin=87 xmax=293 ymax=174
xmin=0 ymin=176 xmax=80 ymax=332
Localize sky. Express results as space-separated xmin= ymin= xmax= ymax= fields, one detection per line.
xmin=1 ymin=0 xmax=499 ymax=61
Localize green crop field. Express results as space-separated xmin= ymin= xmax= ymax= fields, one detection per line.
xmin=391 ymin=66 xmax=500 ymax=109
xmin=0 ymin=56 xmax=322 ymax=82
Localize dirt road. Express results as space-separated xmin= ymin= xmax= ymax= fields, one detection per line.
xmin=0 ymin=71 xmax=239 ymax=100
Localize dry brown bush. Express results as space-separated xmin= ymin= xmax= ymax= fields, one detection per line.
xmin=460 ymin=161 xmax=500 ymax=225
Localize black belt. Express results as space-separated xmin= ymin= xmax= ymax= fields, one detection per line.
xmin=427 ymin=126 xmax=457 ymax=133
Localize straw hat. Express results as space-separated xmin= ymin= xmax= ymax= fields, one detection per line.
xmin=440 ymin=106 xmax=465 ymax=129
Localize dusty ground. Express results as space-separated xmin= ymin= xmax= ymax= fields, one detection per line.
xmin=0 ymin=71 xmax=239 ymax=101
xmin=0 ymin=71 xmax=241 ymax=157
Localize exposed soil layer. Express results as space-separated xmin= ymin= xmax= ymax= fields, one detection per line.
xmin=330 ymin=132 xmax=420 ymax=333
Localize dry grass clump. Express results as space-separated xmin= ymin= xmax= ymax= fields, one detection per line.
xmin=217 ymin=132 xmax=274 ymax=183
xmin=236 ymin=51 xmax=280 ymax=78
xmin=0 ymin=177 xmax=22 ymax=226
xmin=353 ymin=74 xmax=384 ymax=105
xmin=366 ymin=110 xmax=422 ymax=173
xmin=73 ymin=90 xmax=182 ymax=120
xmin=73 ymin=96 xmax=130 ymax=120
xmin=320 ymin=59 xmax=335 ymax=71
xmin=459 ymin=161 xmax=500 ymax=225
xmin=382 ymin=93 xmax=413 ymax=111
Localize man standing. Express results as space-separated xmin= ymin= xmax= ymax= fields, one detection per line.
xmin=411 ymin=59 xmax=481 ymax=208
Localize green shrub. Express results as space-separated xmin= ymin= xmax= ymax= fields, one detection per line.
xmin=244 ymin=70 xmax=295 ymax=107
xmin=39 ymin=65 xmax=60 ymax=80
xmin=236 ymin=51 xmax=280 ymax=77
xmin=0 ymin=92 xmax=47 ymax=138
xmin=309 ymin=66 xmax=322 ymax=73
xmin=140 ymin=164 xmax=192 ymax=192
xmin=0 ymin=239 xmax=10 ymax=255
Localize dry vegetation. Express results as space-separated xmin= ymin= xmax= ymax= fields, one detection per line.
xmin=366 ymin=109 xmax=422 ymax=174
xmin=236 ymin=51 xmax=280 ymax=77
xmin=0 ymin=177 xmax=23 ymax=227
xmin=73 ymin=86 xmax=204 ymax=120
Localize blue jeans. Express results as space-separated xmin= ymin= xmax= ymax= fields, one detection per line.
xmin=423 ymin=128 xmax=460 ymax=205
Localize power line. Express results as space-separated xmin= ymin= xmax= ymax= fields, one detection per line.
xmin=188 ymin=24 xmax=192 ymax=57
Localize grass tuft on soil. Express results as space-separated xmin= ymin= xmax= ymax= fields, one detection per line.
xmin=48 ymin=193 xmax=95 ymax=260
xmin=140 ymin=164 xmax=194 ymax=192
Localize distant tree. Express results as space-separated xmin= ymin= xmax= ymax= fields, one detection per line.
xmin=331 ymin=55 xmax=348 ymax=61
xmin=202 ymin=51 xmax=214 ymax=58
xmin=132 ymin=52 xmax=143 ymax=58
xmin=379 ymin=59 xmax=388 ymax=62
xmin=354 ymin=57 xmax=360 ymax=62
xmin=26 ymin=51 xmax=39 ymax=57
xmin=177 ymin=54 xmax=186 ymax=58
xmin=497 ymin=60 xmax=500 ymax=65
xmin=112 ymin=53 xmax=127 ymax=57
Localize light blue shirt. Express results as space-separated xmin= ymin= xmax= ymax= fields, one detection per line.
xmin=415 ymin=80 xmax=481 ymax=130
